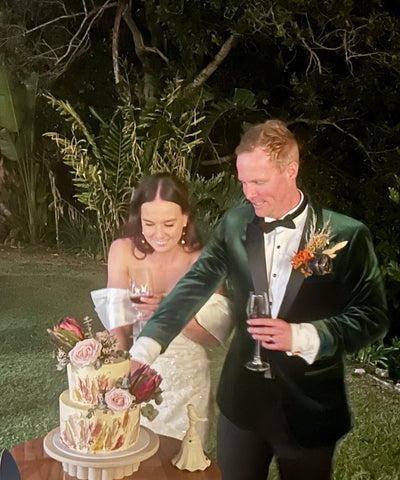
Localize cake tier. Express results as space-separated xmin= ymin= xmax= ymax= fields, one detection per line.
xmin=59 ymin=390 xmax=140 ymax=453
xmin=67 ymin=359 xmax=130 ymax=406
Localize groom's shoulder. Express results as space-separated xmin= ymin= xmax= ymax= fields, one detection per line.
xmin=321 ymin=207 xmax=362 ymax=225
xmin=320 ymin=207 xmax=367 ymax=235
xmin=223 ymin=202 xmax=254 ymax=223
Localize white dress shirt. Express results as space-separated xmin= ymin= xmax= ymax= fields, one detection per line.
xmin=263 ymin=191 xmax=320 ymax=364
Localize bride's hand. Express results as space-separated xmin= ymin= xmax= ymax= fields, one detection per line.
xmin=132 ymin=292 xmax=164 ymax=319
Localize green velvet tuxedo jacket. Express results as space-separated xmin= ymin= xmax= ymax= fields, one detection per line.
xmin=141 ymin=200 xmax=389 ymax=448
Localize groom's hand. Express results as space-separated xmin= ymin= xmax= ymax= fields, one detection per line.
xmin=247 ymin=317 xmax=292 ymax=351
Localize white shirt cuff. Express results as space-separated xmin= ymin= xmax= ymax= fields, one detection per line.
xmin=129 ymin=336 xmax=161 ymax=365
xmin=287 ymin=323 xmax=320 ymax=365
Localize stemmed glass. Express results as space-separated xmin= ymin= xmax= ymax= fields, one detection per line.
xmin=245 ymin=291 xmax=272 ymax=376
xmin=129 ymin=270 xmax=153 ymax=340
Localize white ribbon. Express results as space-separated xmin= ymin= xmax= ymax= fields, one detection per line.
xmin=90 ymin=288 xmax=139 ymax=331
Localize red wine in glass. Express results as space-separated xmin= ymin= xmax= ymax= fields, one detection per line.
xmin=130 ymin=295 xmax=144 ymax=304
xmin=245 ymin=291 xmax=272 ymax=375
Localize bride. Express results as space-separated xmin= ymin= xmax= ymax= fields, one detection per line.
xmin=95 ymin=173 xmax=232 ymax=444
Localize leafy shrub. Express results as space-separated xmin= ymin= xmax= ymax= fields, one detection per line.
xmin=352 ymin=338 xmax=400 ymax=382
xmin=43 ymin=78 xmax=250 ymax=258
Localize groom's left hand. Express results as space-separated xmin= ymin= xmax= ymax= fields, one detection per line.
xmin=247 ymin=317 xmax=292 ymax=351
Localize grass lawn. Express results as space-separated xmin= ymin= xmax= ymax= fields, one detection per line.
xmin=1 ymin=246 xmax=399 ymax=479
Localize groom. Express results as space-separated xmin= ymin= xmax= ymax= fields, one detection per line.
xmin=130 ymin=119 xmax=389 ymax=479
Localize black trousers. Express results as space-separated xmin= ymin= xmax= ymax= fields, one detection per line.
xmin=217 ymin=413 xmax=336 ymax=480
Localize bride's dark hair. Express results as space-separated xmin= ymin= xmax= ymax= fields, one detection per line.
xmin=121 ymin=173 xmax=202 ymax=255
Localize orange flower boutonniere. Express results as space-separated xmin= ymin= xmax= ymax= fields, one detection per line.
xmin=290 ymin=214 xmax=348 ymax=278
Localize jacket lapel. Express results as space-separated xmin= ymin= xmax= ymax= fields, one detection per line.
xmin=278 ymin=203 xmax=321 ymax=319
xmin=244 ymin=216 xmax=268 ymax=295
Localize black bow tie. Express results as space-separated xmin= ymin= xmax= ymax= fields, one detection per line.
xmin=261 ymin=217 xmax=295 ymax=234
xmin=260 ymin=195 xmax=308 ymax=234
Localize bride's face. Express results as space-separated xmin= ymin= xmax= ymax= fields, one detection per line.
xmin=141 ymin=199 xmax=188 ymax=253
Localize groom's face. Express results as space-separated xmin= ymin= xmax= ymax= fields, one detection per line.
xmin=236 ymin=147 xmax=298 ymax=219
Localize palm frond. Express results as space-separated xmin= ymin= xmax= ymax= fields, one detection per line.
xmin=44 ymin=75 xmax=246 ymax=259
xmin=43 ymin=92 xmax=102 ymax=160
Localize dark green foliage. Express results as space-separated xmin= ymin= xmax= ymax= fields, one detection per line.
xmin=43 ymin=76 xmax=252 ymax=258
xmin=189 ymin=172 xmax=245 ymax=241
xmin=352 ymin=336 xmax=400 ymax=383
xmin=0 ymin=70 xmax=54 ymax=245
xmin=353 ymin=339 xmax=398 ymax=369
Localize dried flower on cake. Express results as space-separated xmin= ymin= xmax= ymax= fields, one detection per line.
xmin=47 ymin=316 xmax=84 ymax=351
xmin=290 ymin=213 xmax=348 ymax=278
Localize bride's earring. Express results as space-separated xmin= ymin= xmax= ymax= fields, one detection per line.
xmin=180 ymin=226 xmax=187 ymax=245
xmin=140 ymin=232 xmax=146 ymax=244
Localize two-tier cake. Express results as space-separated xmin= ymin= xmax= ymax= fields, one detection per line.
xmin=47 ymin=316 xmax=162 ymax=454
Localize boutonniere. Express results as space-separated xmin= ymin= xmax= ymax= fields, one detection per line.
xmin=290 ymin=213 xmax=348 ymax=278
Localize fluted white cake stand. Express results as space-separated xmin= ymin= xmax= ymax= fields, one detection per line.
xmin=43 ymin=426 xmax=159 ymax=480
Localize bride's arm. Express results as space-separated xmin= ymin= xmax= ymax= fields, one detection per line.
xmin=106 ymin=240 xmax=131 ymax=349
xmin=182 ymin=318 xmax=220 ymax=345
xmin=110 ymin=324 xmax=133 ymax=351
xmin=107 ymin=238 xmax=130 ymax=288
xmin=182 ymin=287 xmax=233 ymax=346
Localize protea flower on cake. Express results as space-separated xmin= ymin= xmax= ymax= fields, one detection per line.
xmin=128 ymin=364 xmax=162 ymax=403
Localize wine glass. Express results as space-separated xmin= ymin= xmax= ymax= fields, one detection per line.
xmin=129 ymin=269 xmax=153 ymax=338
xmin=245 ymin=291 xmax=272 ymax=376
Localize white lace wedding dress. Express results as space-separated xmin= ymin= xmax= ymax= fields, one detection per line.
xmin=91 ymin=288 xmax=232 ymax=446
xmin=140 ymin=332 xmax=211 ymax=443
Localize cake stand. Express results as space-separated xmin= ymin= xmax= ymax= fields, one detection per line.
xmin=43 ymin=426 xmax=159 ymax=480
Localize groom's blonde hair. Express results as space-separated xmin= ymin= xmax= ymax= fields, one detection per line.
xmin=235 ymin=119 xmax=299 ymax=170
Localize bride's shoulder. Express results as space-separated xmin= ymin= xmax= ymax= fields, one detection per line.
xmin=109 ymin=237 xmax=133 ymax=252
xmin=108 ymin=237 xmax=136 ymax=261
xmin=108 ymin=238 xmax=148 ymax=271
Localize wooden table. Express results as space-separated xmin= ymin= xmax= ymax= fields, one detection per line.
xmin=11 ymin=434 xmax=221 ymax=480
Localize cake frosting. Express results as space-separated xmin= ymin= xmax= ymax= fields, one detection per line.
xmin=59 ymin=359 xmax=140 ymax=453
xmin=67 ymin=359 xmax=131 ymax=405
xmin=59 ymin=391 xmax=140 ymax=453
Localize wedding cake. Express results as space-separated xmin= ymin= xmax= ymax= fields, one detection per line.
xmin=48 ymin=316 xmax=162 ymax=454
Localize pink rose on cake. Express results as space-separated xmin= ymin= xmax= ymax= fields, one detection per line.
xmin=69 ymin=338 xmax=102 ymax=366
xmin=105 ymin=387 xmax=133 ymax=412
